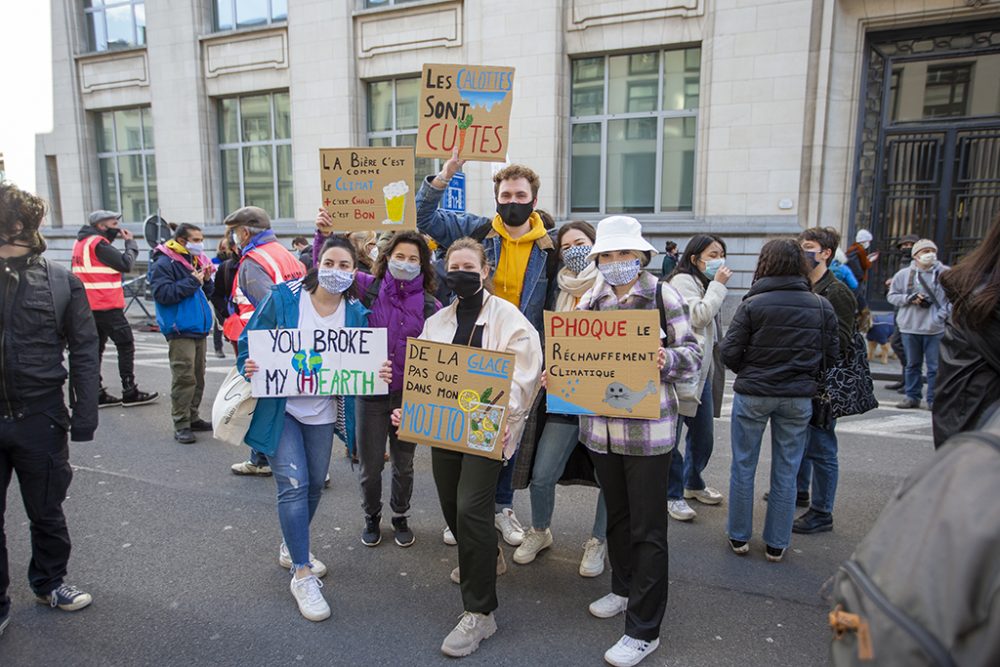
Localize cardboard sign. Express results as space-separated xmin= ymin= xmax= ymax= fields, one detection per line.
xmin=416 ymin=64 xmax=515 ymax=162
xmin=398 ymin=338 xmax=514 ymax=459
xmin=247 ymin=328 xmax=389 ymax=398
xmin=319 ymin=147 xmax=416 ymax=232
xmin=544 ymin=311 xmax=661 ymax=420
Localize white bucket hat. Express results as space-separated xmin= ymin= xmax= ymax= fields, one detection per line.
xmin=587 ymin=216 xmax=658 ymax=262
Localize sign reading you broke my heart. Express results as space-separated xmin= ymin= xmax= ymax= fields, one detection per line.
xmin=319 ymin=147 xmax=416 ymax=232
xmin=247 ymin=327 xmax=389 ymax=398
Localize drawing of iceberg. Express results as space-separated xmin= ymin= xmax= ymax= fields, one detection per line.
xmin=457 ymin=89 xmax=509 ymax=112
xmin=546 ymin=393 xmax=594 ymax=416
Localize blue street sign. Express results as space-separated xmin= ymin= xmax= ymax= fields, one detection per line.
xmin=441 ymin=172 xmax=466 ymax=212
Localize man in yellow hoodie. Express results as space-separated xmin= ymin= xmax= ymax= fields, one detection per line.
xmin=416 ymin=150 xmax=558 ymax=548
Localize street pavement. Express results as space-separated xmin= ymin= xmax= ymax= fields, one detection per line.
xmin=1 ymin=328 xmax=937 ymax=666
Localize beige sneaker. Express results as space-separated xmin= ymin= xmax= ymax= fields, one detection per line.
xmin=513 ymin=528 xmax=553 ymax=564
xmin=278 ymin=542 xmax=327 ymax=578
xmin=440 ymin=611 xmax=497 ymax=657
xmin=451 ymin=547 xmax=506 ymax=584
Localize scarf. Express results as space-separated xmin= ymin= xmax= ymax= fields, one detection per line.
xmin=555 ymin=263 xmax=599 ymax=312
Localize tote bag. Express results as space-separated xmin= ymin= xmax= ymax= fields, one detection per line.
xmin=212 ymin=366 xmax=257 ymax=447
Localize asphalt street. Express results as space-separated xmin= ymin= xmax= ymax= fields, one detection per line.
xmin=1 ymin=328 xmax=936 ymax=666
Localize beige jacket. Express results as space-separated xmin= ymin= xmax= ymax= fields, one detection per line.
xmin=420 ymin=294 xmax=543 ymax=459
xmin=669 ymin=272 xmax=727 ymax=418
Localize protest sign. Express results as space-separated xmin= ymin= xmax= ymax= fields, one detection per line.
xmin=544 ymin=310 xmax=661 ymax=420
xmin=247 ymin=327 xmax=389 ymax=398
xmin=398 ymin=338 xmax=514 ymax=460
xmin=319 ymin=147 xmax=416 ymax=232
xmin=416 ymin=64 xmax=515 ymax=162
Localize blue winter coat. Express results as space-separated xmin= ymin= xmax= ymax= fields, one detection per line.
xmin=237 ymin=279 xmax=366 ymax=458
xmin=149 ymin=248 xmax=214 ymax=340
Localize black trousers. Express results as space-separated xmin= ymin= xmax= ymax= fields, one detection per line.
xmin=356 ymin=392 xmax=417 ymax=517
xmin=93 ymin=308 xmax=136 ymax=392
xmin=431 ymin=448 xmax=503 ymax=615
xmin=0 ymin=412 xmax=73 ymax=616
xmin=890 ymin=324 xmax=906 ymax=372
xmin=588 ymin=448 xmax=673 ymax=642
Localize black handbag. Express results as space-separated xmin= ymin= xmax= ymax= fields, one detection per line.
xmin=811 ymin=295 xmax=835 ymax=430
xmin=827 ymin=331 xmax=879 ymax=419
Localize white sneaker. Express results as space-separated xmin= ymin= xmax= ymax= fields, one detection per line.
xmin=494 ymin=508 xmax=525 ymax=546
xmin=289 ymin=574 xmax=330 ymax=622
xmin=279 ymin=542 xmax=327 ymax=578
xmin=579 ymin=537 xmax=607 ymax=577
xmin=667 ymin=499 xmax=697 ymax=521
xmin=440 ymin=611 xmax=498 ymax=657
xmin=589 ymin=592 xmax=628 ymax=619
xmin=442 ymin=526 xmax=457 ymax=546
xmin=684 ymin=486 xmax=724 ymax=505
xmin=452 ymin=548 xmax=507 ymax=584
xmin=604 ymin=635 xmax=660 ymax=667
xmin=513 ymin=528 xmax=553 ymax=564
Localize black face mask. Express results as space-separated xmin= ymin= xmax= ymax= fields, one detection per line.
xmin=102 ymin=227 xmax=120 ymax=242
xmin=445 ymin=271 xmax=483 ymax=299
xmin=496 ymin=201 xmax=534 ymax=228
xmin=0 ymin=234 xmax=33 ymax=249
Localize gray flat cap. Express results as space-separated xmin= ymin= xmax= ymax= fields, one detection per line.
xmin=89 ymin=210 xmax=121 ymax=225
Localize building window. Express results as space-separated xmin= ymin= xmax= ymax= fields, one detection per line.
xmin=363 ymin=0 xmax=423 ymax=9
xmin=219 ymin=92 xmax=293 ymax=220
xmin=570 ymin=47 xmax=701 ymax=214
xmin=85 ymin=0 xmax=146 ymax=52
xmin=214 ymin=0 xmax=287 ymax=31
xmin=922 ymin=63 xmax=972 ymax=118
xmin=366 ymin=77 xmax=439 ymax=191
xmin=96 ymin=107 xmax=157 ymax=222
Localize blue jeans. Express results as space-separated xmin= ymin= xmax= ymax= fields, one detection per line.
xmin=728 ymin=393 xmax=811 ymax=549
xmin=796 ymin=421 xmax=838 ymax=513
xmin=667 ymin=377 xmax=715 ymax=499
xmin=249 ymin=448 xmax=268 ymax=467
xmin=902 ymin=333 xmax=943 ymax=405
xmin=494 ymin=448 xmax=517 ymax=512
xmin=270 ymin=414 xmax=335 ymax=568
xmin=528 ymin=417 xmax=607 ymax=540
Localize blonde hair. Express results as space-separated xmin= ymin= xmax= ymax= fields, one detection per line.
xmin=445 ymin=238 xmax=494 ymax=293
xmin=348 ymin=230 xmax=378 ymax=267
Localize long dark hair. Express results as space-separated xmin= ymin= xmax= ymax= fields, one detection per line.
xmin=941 ymin=212 xmax=1000 ymax=329
xmin=371 ymin=231 xmax=438 ymax=294
xmin=302 ymin=236 xmax=360 ymax=299
xmin=753 ymin=238 xmax=809 ymax=282
xmin=671 ymin=234 xmax=727 ymax=288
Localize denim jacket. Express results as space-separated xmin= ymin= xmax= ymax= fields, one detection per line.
xmin=415 ymin=176 xmax=556 ymax=334
xmin=237 ymin=279 xmax=367 ymax=457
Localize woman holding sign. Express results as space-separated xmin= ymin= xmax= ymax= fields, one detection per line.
xmin=558 ymin=216 xmax=701 ymax=667
xmin=391 ymin=238 xmax=542 ymax=658
xmin=514 ymin=221 xmax=610 ymax=577
xmin=239 ymin=236 xmax=391 ymax=622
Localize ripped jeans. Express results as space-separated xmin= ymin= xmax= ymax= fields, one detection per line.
xmin=270 ymin=414 xmax=335 ymax=569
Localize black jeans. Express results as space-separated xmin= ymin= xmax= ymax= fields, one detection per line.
xmin=588 ymin=448 xmax=673 ymax=642
xmin=0 ymin=411 xmax=74 ymax=616
xmin=431 ymin=448 xmax=503 ymax=615
xmin=356 ymin=392 xmax=416 ymax=517
xmin=93 ymin=308 xmax=136 ymax=392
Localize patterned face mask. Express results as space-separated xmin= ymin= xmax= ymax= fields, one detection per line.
xmin=598 ymin=258 xmax=642 ymax=286
xmin=562 ymin=245 xmax=593 ymax=274
xmin=318 ymin=268 xmax=354 ymax=294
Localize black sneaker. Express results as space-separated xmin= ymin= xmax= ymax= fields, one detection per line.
xmin=896 ymin=397 xmax=921 ymax=409
xmin=36 ymin=584 xmax=92 ymax=611
xmin=98 ymin=390 xmax=122 ymax=408
xmin=762 ymin=491 xmax=810 ymax=508
xmin=765 ymin=545 xmax=786 ymax=563
xmin=122 ymin=387 xmax=159 ymax=407
xmin=793 ymin=508 xmax=833 ymax=534
xmin=884 ymin=380 xmax=904 ymax=391
xmin=189 ymin=418 xmax=213 ymax=432
xmin=728 ymin=538 xmax=749 ymax=555
xmin=214 ymin=349 xmax=226 ymax=359
xmin=362 ymin=514 xmax=381 ymax=547
xmin=174 ymin=428 xmax=196 ymax=444
xmin=392 ymin=516 xmax=415 ymax=547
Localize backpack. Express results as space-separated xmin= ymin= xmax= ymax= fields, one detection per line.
xmin=361 ymin=276 xmax=437 ymax=320
xmin=828 ymin=409 xmax=1000 ymax=666
xmin=45 ymin=258 xmax=73 ymax=336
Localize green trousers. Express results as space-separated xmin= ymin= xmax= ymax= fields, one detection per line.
xmin=168 ymin=337 xmax=206 ymax=430
xmin=431 ymin=448 xmax=503 ymax=614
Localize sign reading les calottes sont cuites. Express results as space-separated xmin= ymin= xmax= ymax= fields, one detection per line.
xmin=397 ymin=338 xmax=514 ymax=460
xmin=319 ymin=147 xmax=416 ymax=232
xmin=416 ymin=64 xmax=515 ymax=162
xmin=544 ymin=310 xmax=661 ymax=420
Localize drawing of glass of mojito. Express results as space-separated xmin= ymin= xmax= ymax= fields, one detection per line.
xmin=467 ymin=401 xmax=505 ymax=453
xmin=382 ymin=180 xmax=409 ymax=225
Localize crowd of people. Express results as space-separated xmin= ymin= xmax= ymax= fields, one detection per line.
xmin=0 ymin=164 xmax=996 ymax=664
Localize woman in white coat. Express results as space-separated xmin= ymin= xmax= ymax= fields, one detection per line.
xmin=666 ymin=234 xmax=731 ymax=521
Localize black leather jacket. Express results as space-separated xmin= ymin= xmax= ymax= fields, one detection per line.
xmin=0 ymin=253 xmax=100 ymax=441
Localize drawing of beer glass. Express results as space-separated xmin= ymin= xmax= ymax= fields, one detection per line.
xmin=382 ymin=180 xmax=409 ymax=225
xmin=467 ymin=402 xmax=504 ymax=452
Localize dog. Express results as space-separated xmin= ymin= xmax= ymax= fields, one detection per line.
xmin=866 ymin=319 xmax=895 ymax=365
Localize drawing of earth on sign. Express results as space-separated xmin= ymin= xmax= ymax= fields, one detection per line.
xmin=456 ymin=68 xmax=512 ymax=112
xmin=292 ymin=348 xmax=323 ymax=393
xmin=603 ymin=380 xmax=657 ymax=413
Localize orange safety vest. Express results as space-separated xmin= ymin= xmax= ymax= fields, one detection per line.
xmin=71 ymin=234 xmax=125 ymax=311
xmin=223 ymin=240 xmax=305 ymax=342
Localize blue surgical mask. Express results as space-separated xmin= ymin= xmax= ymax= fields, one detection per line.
xmin=805 ymin=250 xmax=820 ymax=269
xmin=562 ymin=245 xmax=592 ymax=274
xmin=318 ymin=268 xmax=354 ymax=294
xmin=388 ymin=258 xmax=421 ymax=282
xmin=598 ymin=258 xmax=642 ymax=286
xmin=704 ymin=257 xmax=725 ymax=278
